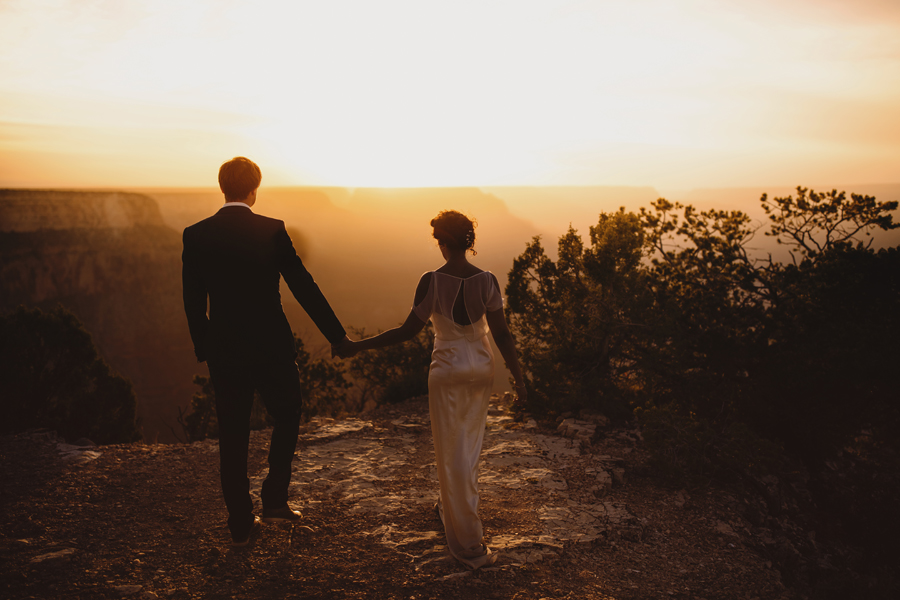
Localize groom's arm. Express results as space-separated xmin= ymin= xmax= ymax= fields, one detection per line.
xmin=274 ymin=224 xmax=346 ymax=344
xmin=182 ymin=228 xmax=210 ymax=362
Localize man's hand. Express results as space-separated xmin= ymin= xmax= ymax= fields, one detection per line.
xmin=331 ymin=335 xmax=358 ymax=359
xmin=514 ymin=383 xmax=528 ymax=403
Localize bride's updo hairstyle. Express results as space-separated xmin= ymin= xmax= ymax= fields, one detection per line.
xmin=431 ymin=210 xmax=477 ymax=255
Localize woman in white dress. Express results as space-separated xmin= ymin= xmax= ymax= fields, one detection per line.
xmin=336 ymin=210 xmax=527 ymax=569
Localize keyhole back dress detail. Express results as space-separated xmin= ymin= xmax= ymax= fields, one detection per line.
xmin=412 ymin=270 xmax=503 ymax=569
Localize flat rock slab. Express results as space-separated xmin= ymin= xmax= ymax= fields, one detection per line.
xmin=248 ymin=403 xmax=628 ymax=565
xmin=113 ymin=584 xmax=143 ymax=596
xmin=29 ymin=548 xmax=76 ymax=564
xmin=57 ymin=442 xmax=102 ymax=464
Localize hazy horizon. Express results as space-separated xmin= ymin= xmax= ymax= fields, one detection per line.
xmin=4 ymin=181 xmax=899 ymax=250
xmin=4 ymin=180 xmax=898 ymax=233
xmin=3 ymin=181 xmax=899 ymax=441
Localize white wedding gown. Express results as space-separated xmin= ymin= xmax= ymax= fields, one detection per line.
xmin=412 ymin=270 xmax=503 ymax=569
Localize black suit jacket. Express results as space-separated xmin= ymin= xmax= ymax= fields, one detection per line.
xmin=182 ymin=205 xmax=345 ymax=365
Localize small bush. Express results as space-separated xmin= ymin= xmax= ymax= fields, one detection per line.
xmin=347 ymin=324 xmax=433 ymax=406
xmin=178 ymin=375 xmax=271 ymax=442
xmin=504 ymin=210 xmax=648 ymax=420
xmin=0 ymin=305 xmax=141 ymax=444
xmin=178 ymin=333 xmax=351 ymax=441
xmin=293 ymin=334 xmax=353 ymax=418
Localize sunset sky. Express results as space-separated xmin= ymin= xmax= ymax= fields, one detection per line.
xmin=1 ymin=0 xmax=898 ymax=190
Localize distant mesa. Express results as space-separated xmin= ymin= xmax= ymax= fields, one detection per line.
xmin=0 ymin=189 xmax=166 ymax=232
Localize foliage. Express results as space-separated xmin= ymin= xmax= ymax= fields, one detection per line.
xmin=178 ymin=374 xmax=218 ymax=441
xmin=505 ymin=186 xmax=899 ymax=473
xmin=762 ymin=186 xmax=897 ymax=257
xmin=0 ymin=305 xmax=141 ymax=444
xmin=505 ymin=209 xmax=649 ymax=419
xmin=178 ymin=333 xmax=351 ymax=441
xmin=177 ymin=374 xmax=272 ymax=442
xmin=749 ymin=244 xmax=900 ymax=461
xmin=638 ymin=189 xmax=898 ymax=466
xmin=294 ymin=333 xmax=353 ymax=418
xmin=347 ymin=324 xmax=434 ymax=407
xmin=635 ymin=403 xmax=786 ymax=485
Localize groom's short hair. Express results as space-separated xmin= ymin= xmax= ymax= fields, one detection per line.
xmin=219 ymin=157 xmax=262 ymax=202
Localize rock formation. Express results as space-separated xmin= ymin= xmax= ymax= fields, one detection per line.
xmin=0 ymin=189 xmax=198 ymax=441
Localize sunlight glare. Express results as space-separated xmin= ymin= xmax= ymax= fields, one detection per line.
xmin=1 ymin=0 xmax=899 ymax=187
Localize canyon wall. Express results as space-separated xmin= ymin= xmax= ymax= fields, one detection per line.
xmin=0 ymin=190 xmax=199 ymax=442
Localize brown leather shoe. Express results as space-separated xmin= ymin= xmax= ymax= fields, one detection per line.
xmin=262 ymin=505 xmax=302 ymax=524
xmin=231 ymin=516 xmax=261 ymax=547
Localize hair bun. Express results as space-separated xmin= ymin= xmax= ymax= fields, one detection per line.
xmin=431 ymin=210 xmax=477 ymax=255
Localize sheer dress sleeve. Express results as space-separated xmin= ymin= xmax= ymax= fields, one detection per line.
xmin=485 ymin=272 xmax=503 ymax=312
xmin=412 ymin=272 xmax=435 ymax=322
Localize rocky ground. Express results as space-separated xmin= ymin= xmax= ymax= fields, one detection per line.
xmin=1 ymin=395 xmax=792 ymax=599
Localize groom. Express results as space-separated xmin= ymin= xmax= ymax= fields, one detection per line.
xmin=182 ymin=156 xmax=349 ymax=546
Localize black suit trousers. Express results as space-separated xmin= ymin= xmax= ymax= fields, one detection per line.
xmin=208 ymin=356 xmax=303 ymax=538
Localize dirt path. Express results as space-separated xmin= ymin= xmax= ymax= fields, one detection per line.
xmin=1 ymin=396 xmax=790 ymax=599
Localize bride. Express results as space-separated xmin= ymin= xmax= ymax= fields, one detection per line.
xmin=335 ymin=210 xmax=527 ymax=569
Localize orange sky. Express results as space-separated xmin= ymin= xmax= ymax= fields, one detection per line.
xmin=1 ymin=0 xmax=899 ymax=191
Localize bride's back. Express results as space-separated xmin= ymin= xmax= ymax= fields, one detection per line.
xmin=413 ymin=271 xmax=502 ymax=338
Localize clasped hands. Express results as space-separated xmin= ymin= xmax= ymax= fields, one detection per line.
xmin=331 ymin=335 xmax=358 ymax=359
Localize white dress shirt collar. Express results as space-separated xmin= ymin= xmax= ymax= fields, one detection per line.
xmin=222 ymin=201 xmax=252 ymax=209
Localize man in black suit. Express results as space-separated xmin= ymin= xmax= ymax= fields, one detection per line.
xmin=182 ymin=156 xmax=349 ymax=546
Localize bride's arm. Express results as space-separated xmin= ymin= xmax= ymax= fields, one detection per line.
xmin=351 ymin=310 xmax=428 ymax=353
xmin=486 ymin=307 xmax=527 ymax=400
xmin=335 ymin=274 xmax=432 ymax=358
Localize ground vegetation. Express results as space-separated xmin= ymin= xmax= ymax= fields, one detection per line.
xmin=0 ymin=305 xmax=141 ymax=444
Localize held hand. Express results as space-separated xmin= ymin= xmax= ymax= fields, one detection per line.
xmin=331 ymin=335 xmax=352 ymax=359
xmin=331 ymin=336 xmax=359 ymax=360
xmin=338 ymin=340 xmax=360 ymax=359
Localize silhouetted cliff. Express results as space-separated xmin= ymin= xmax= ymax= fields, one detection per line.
xmin=0 ymin=190 xmax=197 ymax=441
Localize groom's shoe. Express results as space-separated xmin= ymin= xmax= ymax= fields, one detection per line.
xmin=231 ymin=516 xmax=261 ymax=548
xmin=262 ymin=505 xmax=302 ymax=524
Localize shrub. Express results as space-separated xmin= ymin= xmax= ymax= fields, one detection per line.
xmin=178 ymin=333 xmax=351 ymax=441
xmin=504 ymin=209 xmax=649 ymax=420
xmin=294 ymin=333 xmax=353 ymax=418
xmin=0 ymin=305 xmax=141 ymax=444
xmin=635 ymin=403 xmax=786 ymax=485
xmin=347 ymin=323 xmax=434 ymax=407
xmin=505 ymin=187 xmax=899 ymax=471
